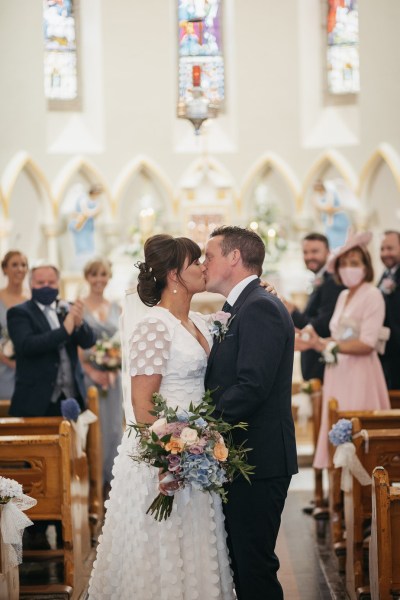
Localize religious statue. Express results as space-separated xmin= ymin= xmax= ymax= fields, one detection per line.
xmin=312 ymin=179 xmax=357 ymax=249
xmin=68 ymin=183 xmax=103 ymax=262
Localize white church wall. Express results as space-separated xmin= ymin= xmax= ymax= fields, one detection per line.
xmin=0 ymin=0 xmax=400 ymax=287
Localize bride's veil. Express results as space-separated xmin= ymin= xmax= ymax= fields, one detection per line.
xmin=120 ymin=287 xmax=151 ymax=425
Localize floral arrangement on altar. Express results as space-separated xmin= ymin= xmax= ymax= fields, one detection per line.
xmin=89 ymin=333 xmax=121 ymax=372
xmin=128 ymin=391 xmax=254 ymax=521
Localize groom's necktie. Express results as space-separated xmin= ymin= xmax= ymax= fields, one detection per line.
xmin=221 ymin=301 xmax=232 ymax=313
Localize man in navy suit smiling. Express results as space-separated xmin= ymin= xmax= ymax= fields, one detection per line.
xmin=7 ymin=264 xmax=95 ymax=417
xmin=204 ymin=226 xmax=297 ymax=600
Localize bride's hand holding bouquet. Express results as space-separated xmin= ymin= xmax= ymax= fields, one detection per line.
xmin=128 ymin=390 xmax=254 ymax=521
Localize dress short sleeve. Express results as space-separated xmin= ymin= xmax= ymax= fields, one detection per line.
xmin=129 ymin=316 xmax=172 ymax=377
xmin=359 ymin=287 xmax=385 ymax=348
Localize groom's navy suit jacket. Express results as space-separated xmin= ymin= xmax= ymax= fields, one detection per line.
xmin=7 ymin=300 xmax=96 ymax=417
xmin=205 ymin=279 xmax=298 ymax=479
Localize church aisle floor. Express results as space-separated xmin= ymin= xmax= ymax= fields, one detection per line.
xmin=277 ymin=469 xmax=346 ymax=599
xmin=20 ymin=469 xmax=347 ymax=599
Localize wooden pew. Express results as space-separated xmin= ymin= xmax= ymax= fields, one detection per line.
xmin=0 ymin=422 xmax=89 ymax=599
xmin=389 ymin=389 xmax=400 ymax=409
xmin=344 ymin=419 xmax=400 ymax=600
xmin=0 ymin=386 xmax=103 ymax=543
xmin=369 ymin=467 xmax=400 ymax=600
xmin=0 ymin=400 xmax=10 ymax=417
xmin=328 ymin=399 xmax=400 ymax=550
xmin=85 ymin=386 xmax=103 ymax=540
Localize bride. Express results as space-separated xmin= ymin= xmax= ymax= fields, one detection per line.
xmin=88 ymin=234 xmax=235 ymax=599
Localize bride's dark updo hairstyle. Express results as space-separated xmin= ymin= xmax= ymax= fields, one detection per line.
xmin=136 ymin=234 xmax=201 ymax=307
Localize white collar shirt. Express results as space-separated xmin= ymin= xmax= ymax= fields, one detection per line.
xmin=226 ymin=275 xmax=258 ymax=307
xmin=36 ymin=301 xmax=60 ymax=330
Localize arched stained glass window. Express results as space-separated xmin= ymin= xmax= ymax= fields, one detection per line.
xmin=178 ymin=0 xmax=224 ymax=109
xmin=43 ymin=0 xmax=81 ymax=109
xmin=327 ymin=0 xmax=360 ymax=95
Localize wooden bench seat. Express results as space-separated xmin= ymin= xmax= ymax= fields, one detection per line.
xmin=0 ymin=422 xmax=90 ymax=599
xmin=343 ymin=420 xmax=400 ymax=600
xmin=0 ymin=386 xmax=103 ymax=542
xmin=328 ymin=399 xmax=400 ymax=550
xmin=369 ymin=467 xmax=400 ymax=600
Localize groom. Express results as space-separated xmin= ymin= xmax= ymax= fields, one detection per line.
xmin=204 ymin=226 xmax=298 ymax=600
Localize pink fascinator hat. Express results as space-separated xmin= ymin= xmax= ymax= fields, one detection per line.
xmin=326 ymin=231 xmax=373 ymax=273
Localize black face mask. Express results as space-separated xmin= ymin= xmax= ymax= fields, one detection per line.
xmin=31 ymin=286 xmax=59 ymax=306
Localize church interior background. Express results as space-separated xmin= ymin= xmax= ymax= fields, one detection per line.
xmin=1 ymin=0 xmax=399 ymax=310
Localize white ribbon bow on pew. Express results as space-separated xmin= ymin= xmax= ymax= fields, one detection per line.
xmin=333 ymin=431 xmax=372 ymax=492
xmin=0 ymin=494 xmax=37 ymax=570
xmin=71 ymin=409 xmax=97 ymax=457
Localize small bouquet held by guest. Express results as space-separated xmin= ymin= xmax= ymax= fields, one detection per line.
xmin=89 ymin=333 xmax=121 ymax=372
xmin=128 ymin=390 xmax=254 ymax=521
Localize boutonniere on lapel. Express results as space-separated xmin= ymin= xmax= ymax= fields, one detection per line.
xmin=379 ymin=276 xmax=397 ymax=295
xmin=208 ymin=311 xmax=236 ymax=343
xmin=56 ymin=300 xmax=70 ymax=319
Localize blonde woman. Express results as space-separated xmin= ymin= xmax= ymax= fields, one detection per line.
xmin=80 ymin=258 xmax=123 ymax=498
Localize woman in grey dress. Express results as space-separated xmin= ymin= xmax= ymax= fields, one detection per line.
xmin=0 ymin=250 xmax=29 ymax=399
xmin=79 ymin=258 xmax=124 ymax=498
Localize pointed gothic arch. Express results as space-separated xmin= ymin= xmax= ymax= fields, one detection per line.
xmin=52 ymin=156 xmax=112 ymax=216
xmin=1 ymin=151 xmax=54 ymax=220
xmin=359 ymin=143 xmax=400 ymax=197
xmin=302 ymin=149 xmax=358 ymax=202
xmin=240 ymin=153 xmax=301 ymax=214
xmin=113 ymin=156 xmax=175 ymax=214
xmin=357 ymin=144 xmax=400 ymax=232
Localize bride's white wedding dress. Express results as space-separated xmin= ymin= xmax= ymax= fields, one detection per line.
xmin=88 ymin=306 xmax=234 ymax=599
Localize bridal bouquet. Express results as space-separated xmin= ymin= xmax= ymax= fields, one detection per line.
xmin=89 ymin=333 xmax=121 ymax=372
xmin=128 ymin=391 xmax=254 ymax=521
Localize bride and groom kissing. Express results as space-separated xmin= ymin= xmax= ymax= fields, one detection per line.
xmin=89 ymin=226 xmax=298 ymax=600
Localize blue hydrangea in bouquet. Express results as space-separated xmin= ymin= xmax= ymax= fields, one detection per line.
xmin=128 ymin=390 xmax=254 ymax=521
xmin=328 ymin=418 xmax=353 ymax=446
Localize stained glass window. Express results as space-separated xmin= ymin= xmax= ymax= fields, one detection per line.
xmin=43 ymin=0 xmax=80 ymax=106
xmin=327 ymin=0 xmax=360 ymax=95
xmin=178 ymin=0 xmax=224 ymax=108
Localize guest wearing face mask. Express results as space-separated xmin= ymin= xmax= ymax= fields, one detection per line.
xmin=7 ymin=264 xmax=96 ymax=417
xmin=0 ymin=250 xmax=29 ymax=400
xmin=295 ymin=232 xmax=390 ymax=469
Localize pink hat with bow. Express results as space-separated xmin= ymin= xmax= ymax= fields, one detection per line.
xmin=326 ymin=231 xmax=373 ymax=273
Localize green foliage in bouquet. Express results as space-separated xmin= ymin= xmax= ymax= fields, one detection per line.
xmin=127 ymin=390 xmax=254 ymax=521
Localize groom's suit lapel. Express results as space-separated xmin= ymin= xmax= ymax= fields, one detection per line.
xmin=205 ymin=278 xmax=260 ymax=379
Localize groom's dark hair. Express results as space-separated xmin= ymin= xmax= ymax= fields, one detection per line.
xmin=210 ymin=226 xmax=265 ymax=276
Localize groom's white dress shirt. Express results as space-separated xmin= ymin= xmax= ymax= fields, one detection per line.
xmin=225 ymin=275 xmax=258 ymax=307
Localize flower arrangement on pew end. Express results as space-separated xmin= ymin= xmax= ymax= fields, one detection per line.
xmin=328 ymin=418 xmax=371 ymax=492
xmin=328 ymin=418 xmax=353 ymax=446
xmin=0 ymin=476 xmax=37 ymax=568
xmin=127 ymin=390 xmax=254 ymax=521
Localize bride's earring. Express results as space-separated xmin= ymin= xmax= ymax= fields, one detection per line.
xmin=173 ymin=288 xmax=177 ymax=294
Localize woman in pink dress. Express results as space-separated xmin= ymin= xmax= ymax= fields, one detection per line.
xmin=296 ymin=231 xmax=390 ymax=468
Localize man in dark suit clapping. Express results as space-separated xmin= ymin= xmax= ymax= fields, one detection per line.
xmin=7 ymin=264 xmax=96 ymax=417
xmin=284 ymin=233 xmax=344 ymax=381
xmin=378 ymin=230 xmax=400 ymax=390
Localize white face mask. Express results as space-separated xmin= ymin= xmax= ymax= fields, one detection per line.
xmin=339 ymin=266 xmax=365 ymax=288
